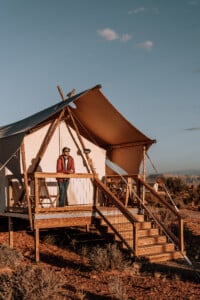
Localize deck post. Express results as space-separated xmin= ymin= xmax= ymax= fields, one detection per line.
xmin=35 ymin=227 xmax=40 ymax=262
xmin=142 ymin=145 xmax=147 ymax=206
xmin=35 ymin=175 xmax=39 ymax=213
xmin=133 ymin=222 xmax=138 ymax=256
xmin=179 ymin=218 xmax=184 ymax=252
xmin=8 ymin=217 xmax=13 ymax=248
xmin=21 ymin=141 xmax=33 ymax=230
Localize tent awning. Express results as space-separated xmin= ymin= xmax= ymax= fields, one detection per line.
xmin=0 ymin=84 xmax=155 ymax=176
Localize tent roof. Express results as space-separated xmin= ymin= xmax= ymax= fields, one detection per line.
xmin=0 ymin=84 xmax=155 ymax=176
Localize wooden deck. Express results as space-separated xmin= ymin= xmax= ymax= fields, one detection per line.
xmin=0 ymin=173 xmax=185 ymax=264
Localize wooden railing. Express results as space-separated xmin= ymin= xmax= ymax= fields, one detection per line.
xmin=137 ymin=176 xmax=184 ymax=253
xmin=34 ymin=172 xmax=96 ymax=212
xmin=93 ymin=177 xmax=141 ymax=255
xmin=7 ymin=172 xmax=184 ymax=255
xmin=94 ymin=175 xmax=184 ymax=255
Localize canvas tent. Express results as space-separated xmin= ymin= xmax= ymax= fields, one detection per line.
xmin=0 ymin=84 xmax=155 ymax=210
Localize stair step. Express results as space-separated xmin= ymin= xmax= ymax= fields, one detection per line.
xmin=114 ymin=232 xmax=133 ymax=241
xmin=138 ymin=235 xmax=166 ymax=246
xmin=138 ymin=228 xmax=159 ymax=237
xmin=100 ymin=214 xmax=144 ymax=223
xmin=137 ymin=222 xmax=152 ymax=230
xmin=138 ymin=243 xmax=175 ymax=256
xmin=106 ymin=222 xmax=133 ymax=231
xmin=147 ymin=251 xmax=183 ymax=263
xmin=102 ymin=221 xmax=152 ymax=230
xmin=93 ymin=213 xmax=182 ymax=263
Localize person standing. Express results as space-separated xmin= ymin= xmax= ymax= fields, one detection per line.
xmin=56 ymin=147 xmax=75 ymax=206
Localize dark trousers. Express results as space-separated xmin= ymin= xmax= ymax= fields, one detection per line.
xmin=58 ymin=180 xmax=69 ymax=206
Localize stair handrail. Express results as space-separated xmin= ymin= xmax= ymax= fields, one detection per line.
xmin=94 ymin=177 xmax=143 ymax=254
xmin=94 ymin=177 xmax=139 ymax=224
xmin=138 ymin=175 xmax=180 ymax=216
xmin=133 ymin=192 xmax=180 ymax=245
xmin=137 ymin=175 xmax=184 ymax=252
xmin=95 ymin=206 xmax=134 ymax=254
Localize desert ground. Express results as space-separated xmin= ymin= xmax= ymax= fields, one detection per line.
xmin=0 ymin=208 xmax=200 ymax=300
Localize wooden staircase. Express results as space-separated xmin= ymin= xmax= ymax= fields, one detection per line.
xmin=91 ymin=176 xmax=185 ymax=264
xmin=93 ymin=209 xmax=183 ymax=263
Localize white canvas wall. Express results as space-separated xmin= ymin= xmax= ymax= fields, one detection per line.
xmin=23 ymin=122 xmax=106 ymax=205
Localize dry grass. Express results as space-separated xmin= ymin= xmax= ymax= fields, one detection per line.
xmin=0 ymin=266 xmax=66 ymax=300
xmin=89 ymin=243 xmax=131 ymax=271
xmin=0 ymin=244 xmax=23 ymax=268
xmin=108 ymin=275 xmax=128 ymax=300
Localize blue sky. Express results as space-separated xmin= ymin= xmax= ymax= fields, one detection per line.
xmin=0 ymin=0 xmax=200 ymax=174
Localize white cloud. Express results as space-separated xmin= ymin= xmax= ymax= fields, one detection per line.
xmin=97 ymin=28 xmax=119 ymax=41
xmin=121 ymin=34 xmax=132 ymax=42
xmin=128 ymin=7 xmax=145 ymax=14
xmin=128 ymin=7 xmax=159 ymax=15
xmin=97 ymin=28 xmax=132 ymax=42
xmin=188 ymin=1 xmax=198 ymax=5
xmin=137 ymin=40 xmax=154 ymax=50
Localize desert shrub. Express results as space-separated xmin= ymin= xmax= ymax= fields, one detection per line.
xmin=188 ymin=184 xmax=200 ymax=206
xmin=165 ymin=177 xmax=187 ymax=195
xmin=0 ymin=244 xmax=23 ymax=268
xmin=89 ymin=243 xmax=131 ymax=271
xmin=0 ymin=266 xmax=66 ymax=300
xmin=42 ymin=234 xmax=56 ymax=245
xmin=108 ymin=275 xmax=128 ymax=300
xmin=0 ymin=272 xmax=13 ymax=300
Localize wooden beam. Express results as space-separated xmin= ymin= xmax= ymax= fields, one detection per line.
xmin=57 ymin=85 xmax=90 ymax=172
xmin=138 ymin=175 xmax=181 ymax=217
xmin=179 ymin=218 xmax=184 ymax=252
xmin=35 ymin=228 xmax=40 ymax=262
xmin=34 ymin=175 xmax=39 ymax=213
xmin=18 ymin=98 xmax=67 ymax=209
xmin=65 ymin=123 xmax=91 ymax=173
xmin=29 ymin=111 xmax=66 ymax=174
xmin=94 ymin=177 xmax=139 ymax=224
xmin=57 ymin=85 xmax=96 ymax=175
xmin=21 ymin=141 xmax=33 ymax=230
xmin=107 ymin=140 xmax=156 ymax=150
xmin=34 ymin=172 xmax=95 ymax=179
xmin=8 ymin=217 xmax=13 ymax=248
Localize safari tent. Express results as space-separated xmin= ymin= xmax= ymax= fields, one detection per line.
xmin=0 ymin=84 xmax=185 ymax=263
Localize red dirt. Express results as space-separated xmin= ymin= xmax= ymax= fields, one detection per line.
xmin=0 ymin=209 xmax=200 ymax=299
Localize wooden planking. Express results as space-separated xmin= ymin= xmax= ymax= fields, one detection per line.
xmin=34 ymin=172 xmax=96 ymax=179
xmin=34 ymin=216 xmax=92 ymax=229
xmin=138 ymin=243 xmax=175 ymax=256
xmin=137 ymin=228 xmax=159 ymax=237
xmin=138 ymin=235 xmax=167 ymax=246
xmin=147 ymin=251 xmax=184 ymax=263
xmin=35 ymin=205 xmax=93 ymax=213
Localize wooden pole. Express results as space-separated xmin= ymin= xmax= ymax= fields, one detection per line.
xmin=179 ymin=218 xmax=184 ymax=252
xmin=29 ymin=112 xmax=66 ymax=174
xmin=18 ymin=103 xmax=67 ymax=206
xmin=57 ymin=85 xmax=96 ymax=175
xmin=8 ymin=217 xmax=13 ymax=248
xmin=35 ymin=227 xmax=40 ymax=262
xmin=35 ymin=175 xmax=39 ymax=213
xmin=21 ymin=141 xmax=33 ymax=230
xmin=66 ymin=123 xmax=90 ymax=173
xmin=142 ymin=145 xmax=146 ymax=206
